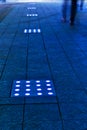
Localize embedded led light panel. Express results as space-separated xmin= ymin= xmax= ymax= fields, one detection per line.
xmin=27 ymin=14 xmax=38 ymax=17
xmin=11 ymin=80 xmax=56 ymax=97
xmin=27 ymin=7 xmax=36 ymax=10
xmin=24 ymin=29 xmax=41 ymax=34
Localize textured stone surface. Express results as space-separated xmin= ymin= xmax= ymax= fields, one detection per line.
xmin=24 ymin=120 xmax=62 ymax=130
xmin=0 ymin=123 xmax=22 ymax=130
xmin=60 ymin=103 xmax=87 ymax=120
xmin=0 ymin=2 xmax=87 ymax=130
xmin=0 ymin=105 xmax=23 ymax=123
xmin=63 ymin=120 xmax=87 ymax=130
xmin=24 ymin=104 xmax=60 ymax=121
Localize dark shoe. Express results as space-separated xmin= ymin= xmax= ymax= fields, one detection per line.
xmin=70 ymin=22 xmax=74 ymax=26
xmin=80 ymin=6 xmax=83 ymax=10
xmin=61 ymin=18 xmax=67 ymax=23
xmin=70 ymin=21 xmax=74 ymax=26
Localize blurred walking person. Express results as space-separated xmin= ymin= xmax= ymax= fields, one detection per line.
xmin=61 ymin=0 xmax=78 ymax=26
xmin=80 ymin=0 xmax=84 ymax=10
xmin=61 ymin=0 xmax=69 ymax=22
xmin=70 ymin=0 xmax=78 ymax=25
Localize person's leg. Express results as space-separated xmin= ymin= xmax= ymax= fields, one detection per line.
xmin=80 ymin=0 xmax=84 ymax=10
xmin=70 ymin=0 xmax=77 ymax=25
xmin=62 ymin=0 xmax=68 ymax=22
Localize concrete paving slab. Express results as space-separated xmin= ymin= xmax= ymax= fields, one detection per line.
xmin=0 ymin=105 xmax=23 ymax=123
xmin=0 ymin=97 xmax=24 ymax=104
xmin=25 ymin=96 xmax=57 ymax=104
xmin=60 ymin=103 xmax=87 ymax=120
xmin=57 ymin=89 xmax=87 ymax=103
xmin=0 ymin=2 xmax=87 ymax=130
xmin=63 ymin=120 xmax=87 ymax=130
xmin=0 ymin=80 xmax=12 ymax=97
xmin=0 ymin=123 xmax=22 ymax=130
xmin=24 ymin=104 xmax=60 ymax=121
xmin=24 ymin=120 xmax=62 ymax=130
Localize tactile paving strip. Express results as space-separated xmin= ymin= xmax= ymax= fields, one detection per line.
xmin=11 ymin=80 xmax=56 ymax=97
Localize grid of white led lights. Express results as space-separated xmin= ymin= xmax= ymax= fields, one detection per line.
xmin=27 ymin=7 xmax=36 ymax=9
xmin=27 ymin=14 xmax=38 ymax=17
xmin=24 ymin=29 xmax=41 ymax=34
xmin=11 ymin=80 xmax=56 ymax=97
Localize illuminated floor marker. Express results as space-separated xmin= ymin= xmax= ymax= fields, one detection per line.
xmin=24 ymin=29 xmax=27 ymax=34
xmin=27 ymin=14 xmax=38 ymax=17
xmin=11 ymin=80 xmax=56 ymax=97
xmin=27 ymin=7 xmax=36 ymax=10
xmin=37 ymin=88 xmax=42 ymax=91
xmin=47 ymin=88 xmax=52 ymax=90
xmin=26 ymin=81 xmax=30 ymax=83
xmin=16 ymin=81 xmax=21 ymax=83
xmin=15 ymin=89 xmax=20 ymax=91
xmin=24 ymin=29 xmax=41 ymax=34
xmin=36 ymin=80 xmax=40 ymax=83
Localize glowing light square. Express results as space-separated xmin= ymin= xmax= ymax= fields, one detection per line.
xmin=37 ymin=88 xmax=42 ymax=91
xmin=27 ymin=7 xmax=36 ymax=10
xmin=37 ymin=93 xmax=42 ymax=95
xmin=14 ymin=93 xmax=19 ymax=96
xmin=37 ymin=29 xmax=41 ymax=33
xmin=15 ymin=89 xmax=20 ymax=91
xmin=26 ymin=81 xmax=30 ymax=83
xmin=27 ymin=14 xmax=29 ymax=16
xmin=16 ymin=85 xmax=20 ymax=87
xmin=35 ymin=14 xmax=38 ymax=16
xmin=48 ymin=92 xmax=53 ymax=95
xmin=36 ymin=84 xmax=41 ymax=87
xmin=24 ymin=29 xmax=27 ymax=33
xmin=11 ymin=80 xmax=56 ymax=97
xmin=46 ymin=80 xmax=51 ymax=83
xmin=29 ymin=29 xmax=32 ymax=33
xmin=33 ymin=29 xmax=36 ymax=33
xmin=16 ymin=81 xmax=21 ymax=83
xmin=36 ymin=80 xmax=40 ymax=83
xmin=26 ymin=89 xmax=31 ymax=91
xmin=26 ymin=84 xmax=30 ymax=87
xmin=25 ymin=93 xmax=30 ymax=96
xmin=46 ymin=84 xmax=51 ymax=87
xmin=27 ymin=7 xmax=31 ymax=9
xmin=47 ymin=88 xmax=52 ymax=91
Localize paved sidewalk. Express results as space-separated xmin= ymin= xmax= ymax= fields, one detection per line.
xmin=0 ymin=2 xmax=87 ymax=130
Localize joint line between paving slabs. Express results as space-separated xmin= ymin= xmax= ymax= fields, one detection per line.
xmin=38 ymin=5 xmax=65 ymax=130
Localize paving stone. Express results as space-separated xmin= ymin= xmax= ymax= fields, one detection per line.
xmin=24 ymin=104 xmax=60 ymax=121
xmin=60 ymin=103 xmax=87 ymax=120
xmin=57 ymin=89 xmax=87 ymax=103
xmin=0 ymin=123 xmax=22 ymax=130
xmin=0 ymin=97 xmax=24 ymax=104
xmin=0 ymin=80 xmax=12 ymax=97
xmin=25 ymin=96 xmax=57 ymax=104
xmin=24 ymin=120 xmax=62 ymax=130
xmin=0 ymin=105 xmax=23 ymax=123
xmin=0 ymin=2 xmax=87 ymax=130
xmin=63 ymin=120 xmax=87 ymax=130
xmin=1 ymin=33 xmax=16 ymax=39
